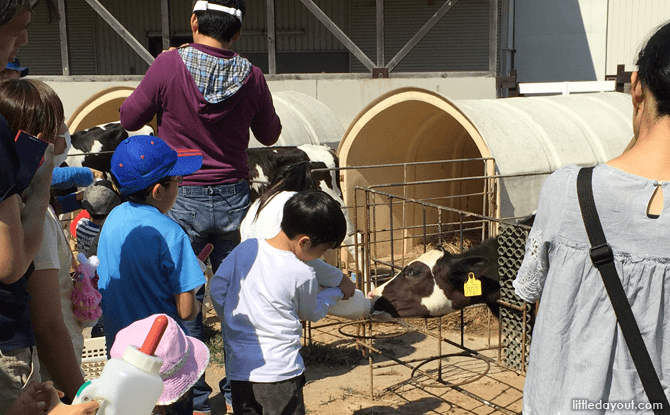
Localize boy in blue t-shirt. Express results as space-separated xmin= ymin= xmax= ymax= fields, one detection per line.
xmin=97 ymin=135 xmax=206 ymax=358
xmin=210 ymin=190 xmax=347 ymax=415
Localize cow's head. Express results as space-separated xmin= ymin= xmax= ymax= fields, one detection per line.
xmin=67 ymin=122 xmax=154 ymax=171
xmin=370 ymin=241 xmax=500 ymax=319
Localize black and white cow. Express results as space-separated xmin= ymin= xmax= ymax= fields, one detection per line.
xmin=66 ymin=121 xmax=154 ymax=171
xmin=370 ymin=238 xmax=501 ymax=319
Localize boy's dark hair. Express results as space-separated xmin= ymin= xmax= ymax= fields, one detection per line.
xmin=110 ymin=172 xmax=171 ymax=203
xmin=281 ymin=190 xmax=346 ymax=248
xmin=0 ymin=1 xmax=58 ymax=26
xmin=193 ymin=0 xmax=246 ymax=43
xmin=636 ymin=20 xmax=670 ymax=117
xmin=254 ymin=161 xmax=315 ymax=221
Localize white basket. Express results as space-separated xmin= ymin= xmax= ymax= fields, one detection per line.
xmin=81 ymin=337 xmax=108 ymax=380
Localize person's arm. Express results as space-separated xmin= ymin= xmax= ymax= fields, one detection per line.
xmin=27 ymin=269 xmax=85 ymax=400
xmin=7 ymin=380 xmax=99 ymax=415
xmin=50 ymin=167 xmax=93 ymax=190
xmin=55 ymin=192 xmax=83 ymax=215
xmin=296 ymin=277 xmax=343 ymax=322
xmin=119 ymin=53 xmax=170 ymax=131
xmin=0 ymin=145 xmax=54 ymax=283
xmin=250 ymin=67 xmax=281 ymax=146
xmin=174 ymin=289 xmax=199 ymax=321
xmin=306 ymin=259 xmax=354 ymax=300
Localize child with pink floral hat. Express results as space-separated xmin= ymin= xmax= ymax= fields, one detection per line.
xmin=110 ymin=314 xmax=210 ymax=415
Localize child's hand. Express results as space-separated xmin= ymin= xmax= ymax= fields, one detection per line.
xmin=338 ymin=275 xmax=356 ymax=300
xmin=6 ymin=381 xmax=65 ymax=415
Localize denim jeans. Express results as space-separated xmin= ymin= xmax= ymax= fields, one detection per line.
xmin=167 ymin=181 xmax=250 ymax=411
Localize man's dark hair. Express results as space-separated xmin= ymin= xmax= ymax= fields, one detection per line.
xmin=281 ymin=190 xmax=346 ymax=248
xmin=636 ymin=20 xmax=670 ymax=117
xmin=192 ymin=0 xmax=245 ymax=43
xmin=0 ymin=1 xmax=59 ymax=26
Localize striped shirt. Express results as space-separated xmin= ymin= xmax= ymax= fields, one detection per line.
xmin=76 ymin=218 xmax=101 ymax=258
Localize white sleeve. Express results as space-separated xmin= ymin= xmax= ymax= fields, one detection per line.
xmin=296 ymin=276 xmax=343 ymax=322
xmin=33 ymin=210 xmax=61 ymax=271
xmin=306 ymin=259 xmax=343 ymax=287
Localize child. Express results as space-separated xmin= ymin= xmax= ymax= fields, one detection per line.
xmin=96 ymin=135 xmax=206 ymax=359
xmin=76 ymin=180 xmax=121 ymax=258
xmin=210 ymin=190 xmax=347 ymax=415
xmin=110 ymin=314 xmax=210 ymax=415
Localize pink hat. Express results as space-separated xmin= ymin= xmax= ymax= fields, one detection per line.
xmin=110 ymin=314 xmax=210 ymax=405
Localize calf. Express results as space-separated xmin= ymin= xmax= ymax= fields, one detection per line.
xmin=370 ymin=238 xmax=500 ymax=319
xmin=66 ymin=121 xmax=154 ymax=172
xmin=247 ymin=144 xmax=342 ymax=204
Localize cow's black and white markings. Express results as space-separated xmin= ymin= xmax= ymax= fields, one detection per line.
xmin=370 ymin=238 xmax=501 ymax=319
xmin=66 ymin=121 xmax=154 ymax=171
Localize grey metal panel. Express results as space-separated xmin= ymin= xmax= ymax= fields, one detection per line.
xmin=235 ymin=0 xmax=348 ymax=53
xmin=606 ymin=0 xmax=670 ymax=75
xmin=93 ymin=0 xmax=160 ymax=75
xmin=350 ymin=0 xmax=490 ymax=73
xmin=67 ymin=0 xmax=97 ymax=75
xmin=16 ymin=1 xmax=62 ymax=75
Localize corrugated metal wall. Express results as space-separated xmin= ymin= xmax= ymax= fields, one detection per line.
xmin=606 ymin=0 xmax=670 ymax=75
xmin=17 ymin=1 xmax=62 ymax=75
xmin=350 ymin=0 xmax=491 ymax=73
xmin=93 ymin=0 xmax=162 ymax=75
xmin=232 ymin=0 xmax=349 ymax=53
xmin=68 ymin=0 xmax=97 ymax=75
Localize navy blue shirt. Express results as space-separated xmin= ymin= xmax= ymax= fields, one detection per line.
xmin=0 ymin=114 xmax=35 ymax=352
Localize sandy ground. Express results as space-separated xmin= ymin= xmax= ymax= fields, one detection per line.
xmin=203 ymin=309 xmax=525 ymax=415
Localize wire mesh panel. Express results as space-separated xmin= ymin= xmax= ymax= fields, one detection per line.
xmin=497 ymin=222 xmax=532 ymax=373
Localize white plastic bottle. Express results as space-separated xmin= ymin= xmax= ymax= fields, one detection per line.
xmin=73 ymin=317 xmax=167 ymax=415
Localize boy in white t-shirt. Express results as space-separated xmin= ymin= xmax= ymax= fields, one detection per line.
xmin=210 ymin=190 xmax=346 ymax=415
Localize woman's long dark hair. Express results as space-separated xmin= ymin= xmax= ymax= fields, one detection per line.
xmin=636 ymin=20 xmax=670 ymax=116
xmin=254 ymin=161 xmax=315 ymax=222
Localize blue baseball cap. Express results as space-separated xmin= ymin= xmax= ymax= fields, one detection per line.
xmin=111 ymin=135 xmax=202 ymax=195
xmin=6 ymin=58 xmax=28 ymax=77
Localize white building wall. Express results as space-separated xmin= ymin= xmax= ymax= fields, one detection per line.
xmin=606 ymin=1 xmax=670 ymax=74
xmin=514 ymin=0 xmax=608 ymax=82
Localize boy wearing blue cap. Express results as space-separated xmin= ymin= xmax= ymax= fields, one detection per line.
xmin=96 ymin=135 xmax=207 ymax=364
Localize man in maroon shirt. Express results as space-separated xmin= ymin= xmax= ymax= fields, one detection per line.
xmin=120 ymin=1 xmax=281 ymax=413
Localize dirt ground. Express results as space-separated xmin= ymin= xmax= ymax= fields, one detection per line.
xmin=202 ymin=307 xmax=525 ymax=415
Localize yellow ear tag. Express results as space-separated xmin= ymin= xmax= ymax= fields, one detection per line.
xmin=464 ymin=272 xmax=482 ymax=297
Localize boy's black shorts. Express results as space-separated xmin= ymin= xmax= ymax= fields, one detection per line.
xmin=230 ymin=373 xmax=306 ymax=415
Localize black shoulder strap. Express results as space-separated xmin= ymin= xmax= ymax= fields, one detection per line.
xmin=577 ymin=166 xmax=670 ymax=414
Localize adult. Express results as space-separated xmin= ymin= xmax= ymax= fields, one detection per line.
xmin=119 ymin=1 xmax=281 ymax=413
xmin=514 ymin=21 xmax=670 ymax=413
xmin=0 ymin=2 xmax=98 ymax=414
xmin=0 ymin=2 xmax=56 ymax=413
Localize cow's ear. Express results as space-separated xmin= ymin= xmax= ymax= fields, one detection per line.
xmin=449 ymin=256 xmax=490 ymax=282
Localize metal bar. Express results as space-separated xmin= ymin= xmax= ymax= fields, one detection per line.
xmin=376 ymin=0 xmax=384 ymax=67
xmin=161 ymin=0 xmax=170 ymax=51
xmin=266 ymin=0 xmax=277 ymax=75
xmin=298 ymin=0 xmax=376 ymax=71
xmin=84 ymin=0 xmax=155 ymax=65
xmin=311 ymin=157 xmax=496 ymax=172
xmin=489 ymin=0 xmax=499 ymax=74
xmin=386 ymin=0 xmax=459 ymax=72
xmin=354 ymin=186 xmax=534 ymax=228
xmin=389 ymin=195 xmax=394 ymax=266
xmin=57 ymin=0 xmax=70 ymax=76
